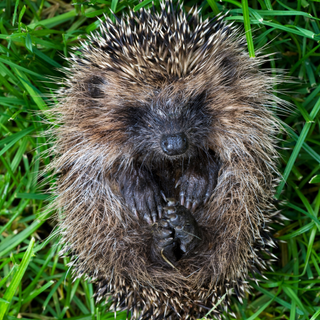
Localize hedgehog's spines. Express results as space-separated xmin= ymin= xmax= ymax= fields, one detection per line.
xmin=79 ymin=1 xmax=243 ymax=81
xmin=52 ymin=0 xmax=283 ymax=318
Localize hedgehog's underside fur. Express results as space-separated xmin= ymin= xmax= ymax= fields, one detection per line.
xmin=50 ymin=2 xmax=283 ymax=319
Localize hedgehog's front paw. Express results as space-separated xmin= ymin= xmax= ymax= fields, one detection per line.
xmin=177 ymin=160 xmax=219 ymax=212
xmin=119 ymin=167 xmax=163 ymax=224
xmin=151 ymin=203 xmax=201 ymax=266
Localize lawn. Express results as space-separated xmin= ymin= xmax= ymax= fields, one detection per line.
xmin=0 ymin=0 xmax=320 ymax=319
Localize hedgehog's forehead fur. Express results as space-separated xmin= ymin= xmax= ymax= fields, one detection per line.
xmin=58 ymin=1 xmax=278 ymax=172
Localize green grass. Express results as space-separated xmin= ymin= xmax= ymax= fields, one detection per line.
xmin=1 ymin=0 xmax=320 ymax=319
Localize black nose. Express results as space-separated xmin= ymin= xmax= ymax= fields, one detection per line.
xmin=161 ymin=132 xmax=189 ymax=156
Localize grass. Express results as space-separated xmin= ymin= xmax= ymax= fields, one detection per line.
xmin=0 ymin=0 xmax=320 ymax=319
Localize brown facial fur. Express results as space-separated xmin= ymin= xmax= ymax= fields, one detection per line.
xmin=49 ymin=2 xmax=283 ymax=319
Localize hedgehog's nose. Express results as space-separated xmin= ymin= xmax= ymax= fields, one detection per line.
xmin=161 ymin=132 xmax=189 ymax=156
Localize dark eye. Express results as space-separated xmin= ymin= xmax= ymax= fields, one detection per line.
xmin=86 ymin=76 xmax=105 ymax=98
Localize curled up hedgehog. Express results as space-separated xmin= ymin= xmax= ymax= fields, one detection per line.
xmin=50 ymin=1 xmax=284 ymax=319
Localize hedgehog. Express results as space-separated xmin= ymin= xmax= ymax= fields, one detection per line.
xmin=49 ymin=1 xmax=283 ymax=319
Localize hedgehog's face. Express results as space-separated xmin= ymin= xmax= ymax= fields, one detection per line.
xmin=117 ymin=89 xmax=213 ymax=163
xmin=77 ymin=75 xmax=216 ymax=165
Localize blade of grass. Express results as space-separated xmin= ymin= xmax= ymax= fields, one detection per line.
xmin=0 ymin=238 xmax=35 ymax=320
xmin=276 ymin=97 xmax=320 ymax=198
xmin=207 ymin=0 xmax=220 ymax=15
xmin=242 ymin=0 xmax=255 ymax=58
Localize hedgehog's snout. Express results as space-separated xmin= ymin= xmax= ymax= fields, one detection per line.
xmin=160 ymin=132 xmax=189 ymax=156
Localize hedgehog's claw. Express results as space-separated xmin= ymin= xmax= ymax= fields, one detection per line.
xmin=132 ymin=208 xmax=139 ymax=219
xmin=185 ymin=199 xmax=192 ymax=210
xmin=161 ymin=191 xmax=167 ymax=202
xmin=144 ymin=214 xmax=152 ymax=225
xmin=157 ymin=205 xmax=163 ymax=219
xmin=179 ymin=192 xmax=185 ymax=206
xmin=191 ymin=201 xmax=198 ymax=213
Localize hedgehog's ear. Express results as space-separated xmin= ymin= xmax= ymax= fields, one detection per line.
xmin=86 ymin=75 xmax=106 ymax=98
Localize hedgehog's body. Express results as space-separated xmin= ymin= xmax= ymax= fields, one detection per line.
xmin=52 ymin=2 xmax=281 ymax=319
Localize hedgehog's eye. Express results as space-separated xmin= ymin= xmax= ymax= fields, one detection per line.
xmin=86 ymin=76 xmax=105 ymax=99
